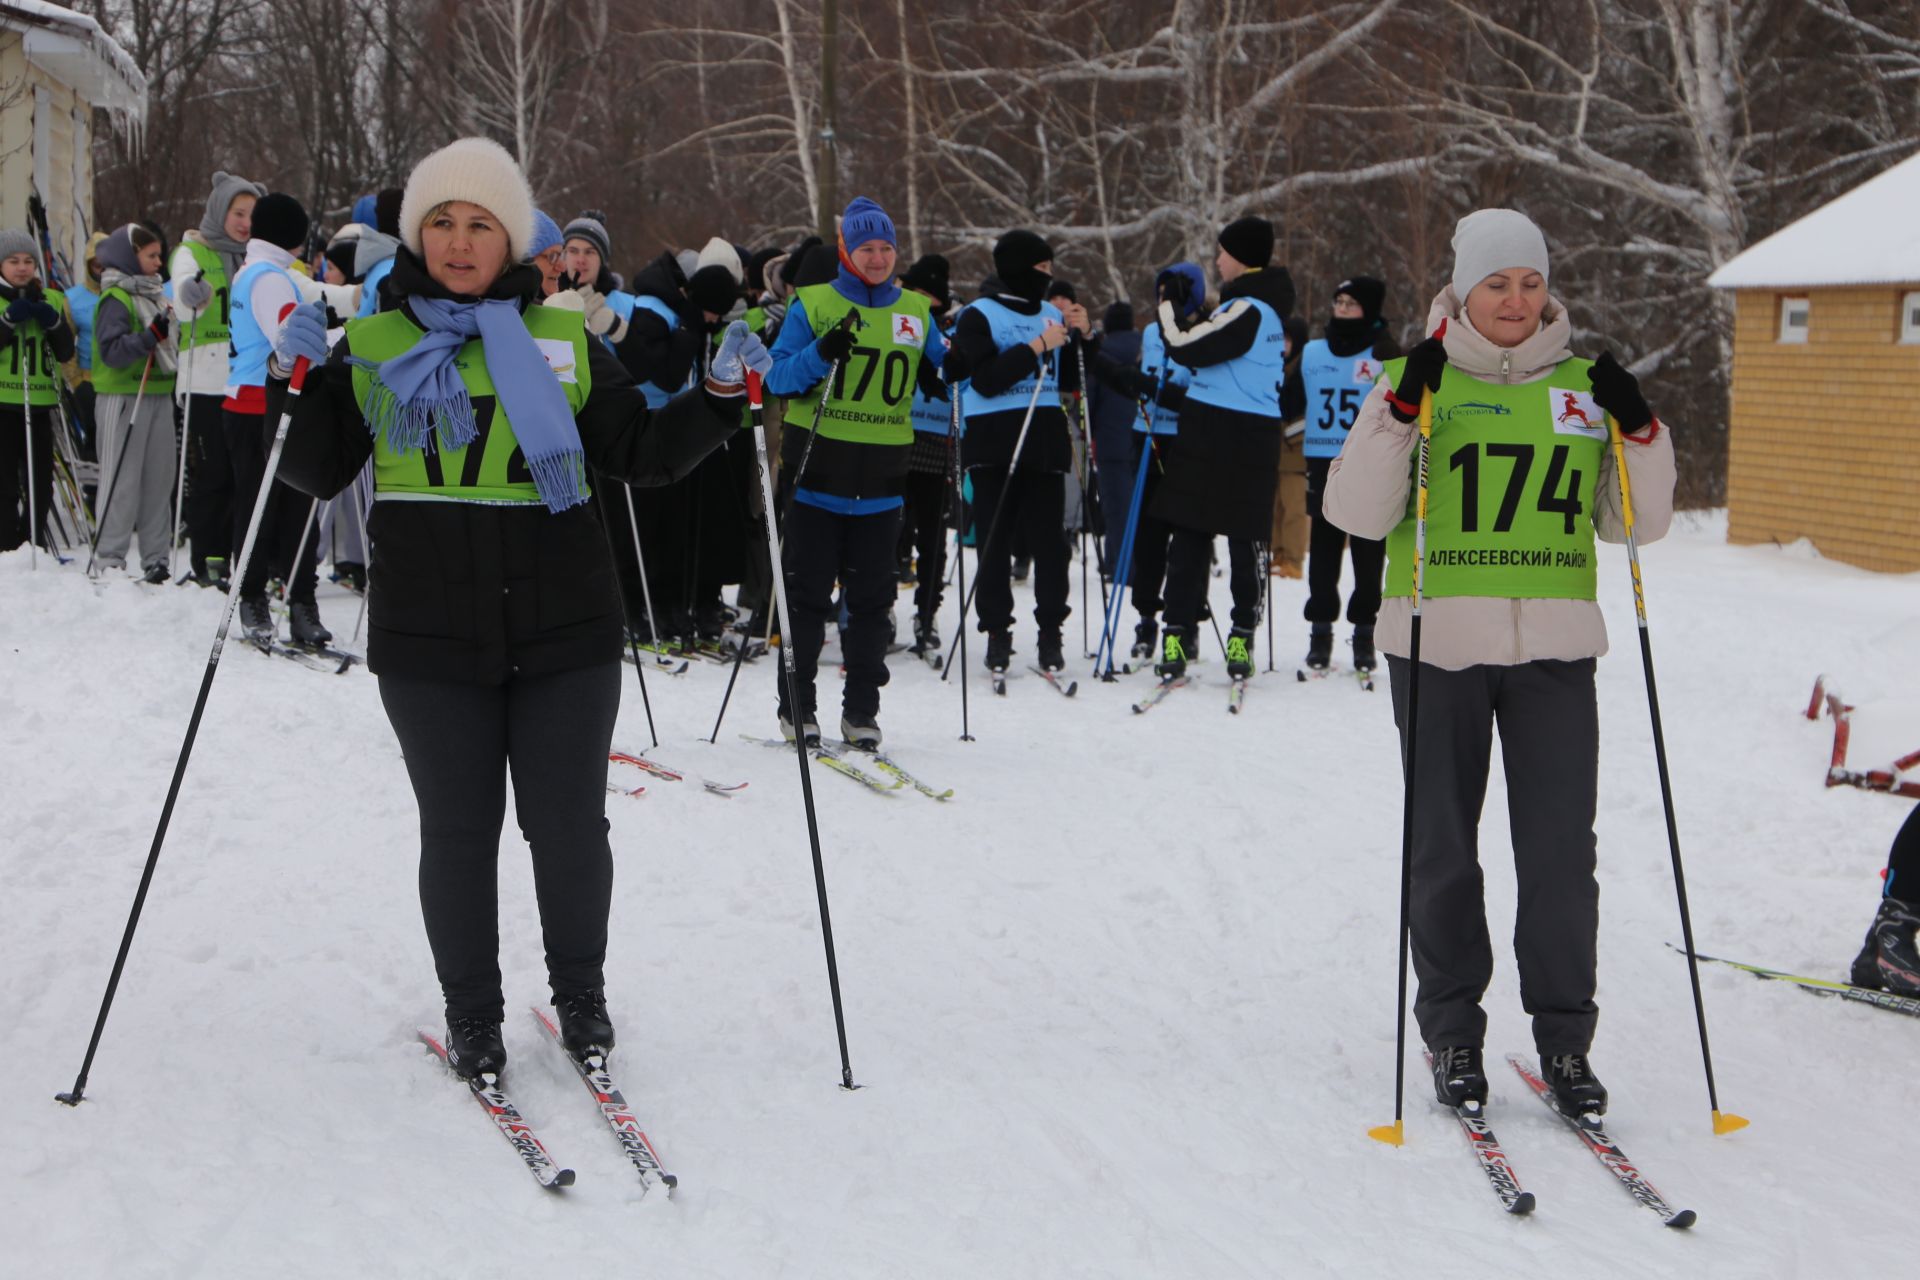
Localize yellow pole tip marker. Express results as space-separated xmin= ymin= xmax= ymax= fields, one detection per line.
xmin=1367 ymin=1120 xmax=1405 ymax=1147
xmin=1712 ymin=1110 xmax=1750 ymax=1135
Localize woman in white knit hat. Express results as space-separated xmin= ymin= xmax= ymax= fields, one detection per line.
xmin=1324 ymin=207 xmax=1676 ymax=1124
xmin=272 ymin=137 xmax=770 ymax=1080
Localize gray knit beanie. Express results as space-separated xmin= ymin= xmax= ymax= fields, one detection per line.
xmin=199 ymin=171 xmax=267 ymax=246
xmin=0 ymin=228 xmax=40 ymax=271
xmin=563 ymin=213 xmax=611 ymax=265
xmin=1450 ymin=208 xmax=1549 ymax=301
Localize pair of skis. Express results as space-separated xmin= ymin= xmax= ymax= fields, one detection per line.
xmin=1296 ymin=662 xmax=1374 ymax=692
xmin=419 ymin=1007 xmax=676 ymax=1195
xmin=745 ymin=736 xmax=954 ymax=800
xmin=610 ymin=749 xmax=748 ymax=798
xmin=1428 ymin=1052 xmax=1694 ymax=1227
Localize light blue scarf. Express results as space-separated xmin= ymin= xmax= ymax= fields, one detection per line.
xmin=350 ymin=296 xmax=587 ymax=512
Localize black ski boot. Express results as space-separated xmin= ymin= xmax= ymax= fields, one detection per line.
xmin=1857 ymin=896 xmax=1920 ymax=992
xmin=445 ymin=1015 xmax=507 ymax=1080
xmin=841 ymin=711 xmax=883 ymax=750
xmin=288 ymin=600 xmax=332 ymax=649
xmin=1155 ymin=627 xmax=1192 ymax=679
xmin=1226 ymin=627 xmax=1254 ymax=679
xmin=239 ymin=595 xmax=274 ymax=649
xmin=552 ymin=991 xmax=615 ymax=1061
xmin=1131 ymin=618 xmax=1158 ymax=662
xmin=984 ymin=630 xmax=1012 ymax=674
xmin=1541 ymin=1053 xmax=1608 ymax=1118
xmin=909 ymin=617 xmax=941 ymax=656
xmin=1351 ymin=625 xmax=1377 ymax=673
xmin=1305 ymin=627 xmax=1333 ymax=671
xmin=142 ymin=560 xmax=170 ymax=585
xmin=1036 ymin=629 xmax=1066 ymax=672
xmin=1431 ymin=1045 xmax=1489 ymax=1109
xmin=332 ymin=561 xmax=366 ymax=593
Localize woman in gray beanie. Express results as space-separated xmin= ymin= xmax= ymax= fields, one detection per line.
xmin=1324 ymin=207 xmax=1676 ymax=1123
xmin=271 ymin=137 xmax=770 ymax=1082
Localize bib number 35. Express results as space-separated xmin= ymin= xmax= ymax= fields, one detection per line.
xmin=1446 ymin=442 xmax=1584 ymax=536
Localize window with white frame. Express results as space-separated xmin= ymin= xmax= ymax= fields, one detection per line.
xmin=1778 ymin=296 xmax=1810 ymax=344
xmin=1901 ymin=292 xmax=1920 ymax=344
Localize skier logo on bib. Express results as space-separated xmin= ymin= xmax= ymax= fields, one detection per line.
xmin=1354 ymin=358 xmax=1374 ymax=382
xmin=1557 ymin=391 xmax=1595 ymax=430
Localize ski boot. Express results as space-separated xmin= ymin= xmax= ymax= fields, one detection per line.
xmin=1541 ymin=1053 xmax=1608 ymax=1118
xmin=191 ymin=556 xmax=231 ymax=591
xmin=238 ymin=595 xmax=275 ymax=649
xmin=1036 ymin=629 xmax=1066 ymax=673
xmin=1351 ymin=625 xmax=1377 ymax=674
xmin=1854 ymin=896 xmax=1920 ymax=992
xmin=1130 ymin=618 xmax=1158 ymax=662
xmin=779 ymin=706 xmax=822 ymax=747
xmin=141 ymin=560 xmax=169 ymax=585
xmin=1154 ymin=627 xmax=1192 ymax=679
xmin=1226 ymin=628 xmax=1254 ymax=680
xmin=445 ymin=1015 xmax=507 ymax=1080
xmin=984 ymin=630 xmax=1013 ymax=675
xmin=1430 ymin=1045 xmax=1489 ymax=1109
xmin=896 ymin=554 xmax=917 ymax=587
xmin=332 ymin=561 xmax=367 ymax=593
xmin=551 ymin=991 xmax=615 ymax=1062
xmin=841 ymin=711 xmax=883 ymax=751
xmin=1012 ymin=554 xmax=1031 ymax=584
xmin=909 ymin=617 xmax=941 ymax=657
xmin=288 ymin=600 xmax=332 ymax=649
xmin=1304 ymin=626 xmax=1333 ymax=671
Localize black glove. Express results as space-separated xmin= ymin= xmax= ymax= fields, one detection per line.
xmin=1158 ymin=272 xmax=1192 ymax=310
xmin=815 ymin=323 xmax=855 ymax=364
xmin=3 ymin=296 xmax=29 ymax=324
xmin=1387 ymin=335 xmax=1446 ymax=424
xmin=26 ymin=300 xmax=59 ymax=329
xmin=1587 ymin=350 xmax=1653 ymax=433
xmin=147 ymin=313 xmax=170 ymax=343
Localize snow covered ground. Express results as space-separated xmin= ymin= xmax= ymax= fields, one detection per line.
xmin=4 ymin=510 xmax=1916 ymax=1279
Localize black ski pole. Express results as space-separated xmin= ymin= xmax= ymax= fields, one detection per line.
xmin=1606 ymin=411 xmax=1748 ymax=1136
xmin=1073 ymin=338 xmax=1105 ymax=658
xmin=1370 ymin=387 xmax=1432 ymax=1148
xmin=1264 ymin=542 xmax=1276 ymax=673
xmin=168 ymin=271 xmax=206 ymax=579
xmin=939 ymin=372 xmax=1048 ymax=680
xmin=58 ymin=356 xmax=317 ymax=1107
xmin=14 ymin=332 xmax=36 ymax=569
xmin=592 ymin=481 xmax=658 ymax=749
xmin=709 ymin=321 xmax=851 ymax=743
xmin=946 ymin=382 xmax=973 ymax=740
xmin=745 ymin=370 xmax=858 ymax=1090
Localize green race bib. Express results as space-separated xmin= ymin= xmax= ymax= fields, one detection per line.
xmin=1383 ymin=357 xmax=1605 ymax=601
xmin=786 ymin=282 xmax=932 ymax=445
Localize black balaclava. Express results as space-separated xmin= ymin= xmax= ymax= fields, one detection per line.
xmin=992 ymin=229 xmax=1053 ymax=304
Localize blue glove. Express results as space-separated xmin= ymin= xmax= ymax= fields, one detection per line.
xmin=710 ymin=320 xmax=772 ymax=386
xmin=274 ymin=302 xmax=329 ymax=371
xmin=26 ymin=300 xmax=59 ymax=329
xmin=3 ymin=297 xmax=29 ymax=324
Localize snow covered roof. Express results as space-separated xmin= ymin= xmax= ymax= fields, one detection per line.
xmin=0 ymin=0 xmax=146 ymax=126
xmin=1708 ymin=149 xmax=1920 ymax=291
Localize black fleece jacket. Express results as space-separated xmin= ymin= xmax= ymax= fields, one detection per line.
xmin=273 ymin=251 xmax=742 ymax=684
xmin=618 ymin=251 xmax=707 ymax=395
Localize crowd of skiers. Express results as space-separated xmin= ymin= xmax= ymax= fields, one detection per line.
xmin=12 ymin=134 xmax=1912 ymax=1124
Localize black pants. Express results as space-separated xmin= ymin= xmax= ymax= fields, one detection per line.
xmin=1164 ymin=531 xmax=1263 ymax=632
xmin=778 ymin=500 xmax=902 ymax=721
xmin=1129 ymin=437 xmax=1175 ymax=621
xmin=379 ymin=663 xmax=620 ymax=1020
xmin=225 ymin=408 xmax=318 ymax=603
xmin=1884 ymin=803 xmax=1920 ymax=900
xmin=1387 ymin=655 xmax=1601 ymax=1055
xmin=1304 ymin=456 xmax=1385 ymax=627
xmin=0 ymin=403 xmax=53 ymax=551
xmin=969 ymin=463 xmax=1069 ymax=635
xmin=183 ymin=392 xmax=233 ymax=567
xmin=900 ymin=467 xmax=950 ymax=625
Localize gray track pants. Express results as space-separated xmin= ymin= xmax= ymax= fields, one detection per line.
xmin=94 ymin=389 xmax=176 ymax=570
xmin=1386 ymin=655 xmax=1600 ymax=1055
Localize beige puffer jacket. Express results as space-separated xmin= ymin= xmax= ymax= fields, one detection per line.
xmin=1322 ymin=288 xmax=1676 ymax=671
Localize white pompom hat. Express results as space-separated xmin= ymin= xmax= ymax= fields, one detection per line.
xmin=398 ymin=137 xmax=536 ymax=262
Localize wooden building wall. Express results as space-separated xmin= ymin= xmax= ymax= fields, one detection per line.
xmin=1727 ymin=287 xmax=1920 ymax=573
xmin=1 ymin=29 xmax=98 ymax=288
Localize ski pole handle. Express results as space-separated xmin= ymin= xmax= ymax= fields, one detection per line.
xmin=747 ymin=369 xmax=763 ymax=408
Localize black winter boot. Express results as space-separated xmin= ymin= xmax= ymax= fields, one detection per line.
xmin=1541 ymin=1053 xmax=1608 ymax=1118
xmin=1305 ymin=626 xmax=1333 ymax=671
xmin=984 ymin=630 xmax=1013 ymax=674
xmin=1131 ymin=618 xmax=1158 ymax=661
xmin=552 ymin=991 xmax=615 ymax=1061
xmin=1036 ymin=629 xmax=1065 ymax=672
xmin=445 ymin=1016 xmax=507 ymax=1080
xmin=1351 ymin=625 xmax=1377 ymax=673
xmin=1431 ymin=1046 xmax=1488 ymax=1109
